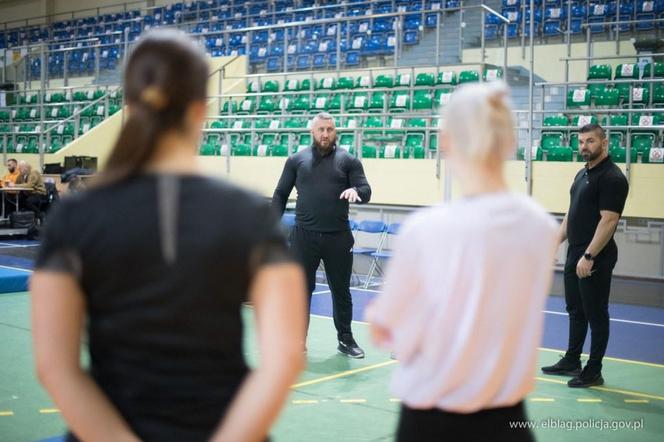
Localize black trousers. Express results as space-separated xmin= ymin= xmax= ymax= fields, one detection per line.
xmin=290 ymin=226 xmax=354 ymax=338
xmin=397 ymin=402 xmax=534 ymax=442
xmin=563 ymin=241 xmax=618 ymax=373
xmin=20 ymin=193 xmax=43 ymax=216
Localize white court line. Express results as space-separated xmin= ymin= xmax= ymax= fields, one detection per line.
xmin=316 ymin=283 xmax=664 ymax=328
xmin=312 ymin=290 xmax=331 ymax=295
xmin=0 ymin=242 xmax=39 ymax=248
xmin=0 ymin=264 xmax=33 ymax=273
xmin=543 ymin=310 xmax=664 ymax=328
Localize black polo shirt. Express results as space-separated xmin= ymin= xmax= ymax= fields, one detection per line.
xmin=567 ymin=155 xmax=629 ymax=247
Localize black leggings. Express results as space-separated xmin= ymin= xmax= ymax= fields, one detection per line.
xmin=397 ymin=402 xmax=534 ymax=442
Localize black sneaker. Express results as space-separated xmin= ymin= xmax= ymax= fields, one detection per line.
xmin=337 ymin=334 xmax=365 ymax=359
xmin=541 ymin=356 xmax=582 ymax=377
xmin=568 ymin=367 xmax=604 ymax=388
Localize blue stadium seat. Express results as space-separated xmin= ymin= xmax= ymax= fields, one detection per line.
xmin=485 ymin=25 xmax=499 ymax=39
xmin=543 ymin=20 xmax=561 ymax=36
xmin=403 ymin=30 xmax=419 ymax=45
xmin=313 ymin=53 xmax=327 ymax=69
xmin=345 ymin=51 xmax=360 ymax=66
xmin=297 ymin=54 xmax=311 ymax=70
xmin=267 ymin=57 xmax=282 ymax=72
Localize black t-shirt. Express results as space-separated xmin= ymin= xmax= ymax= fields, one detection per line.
xmin=567 ymin=156 xmax=629 ymax=248
xmin=35 ymin=174 xmax=289 ymax=441
xmin=272 ymin=145 xmax=372 ymax=232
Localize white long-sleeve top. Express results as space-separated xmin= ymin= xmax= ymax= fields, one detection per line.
xmin=371 ymin=192 xmax=559 ymax=413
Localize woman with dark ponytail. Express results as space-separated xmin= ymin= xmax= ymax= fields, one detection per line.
xmin=30 ymin=30 xmax=306 ymax=442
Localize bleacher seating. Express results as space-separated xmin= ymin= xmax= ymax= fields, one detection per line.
xmin=530 ymin=60 xmax=664 ymax=163
xmin=199 ymin=68 xmax=490 ymax=158
xmin=486 ymin=0 xmax=664 ymax=41
xmin=0 ymin=87 xmax=122 ymax=154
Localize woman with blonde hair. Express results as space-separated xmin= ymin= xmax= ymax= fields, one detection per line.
xmin=31 ymin=30 xmax=306 ymax=442
xmin=369 ymin=81 xmax=559 ymax=441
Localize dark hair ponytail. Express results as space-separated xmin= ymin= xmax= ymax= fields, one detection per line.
xmin=104 ymin=30 xmax=209 ymax=183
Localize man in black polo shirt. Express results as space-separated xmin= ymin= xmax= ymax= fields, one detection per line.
xmin=542 ymin=123 xmax=629 ymax=388
xmin=272 ymin=112 xmax=372 ymax=358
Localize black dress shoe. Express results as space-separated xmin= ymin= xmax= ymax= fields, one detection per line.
xmin=568 ymin=368 xmax=604 ymax=388
xmin=541 ymin=356 xmax=582 ymax=376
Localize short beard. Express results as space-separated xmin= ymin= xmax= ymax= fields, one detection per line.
xmin=581 ymin=149 xmax=601 ymax=162
xmin=313 ymin=139 xmax=335 ymax=153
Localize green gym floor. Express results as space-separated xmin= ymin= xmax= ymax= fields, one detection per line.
xmin=1 ymin=290 xmax=663 ymax=442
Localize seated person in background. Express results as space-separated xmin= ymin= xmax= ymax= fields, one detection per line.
xmin=1 ymin=159 xmax=20 ymax=187
xmin=14 ymin=161 xmax=47 ymax=216
xmin=1 ymin=159 xmax=21 ymax=214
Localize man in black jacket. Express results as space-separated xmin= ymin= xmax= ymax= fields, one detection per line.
xmin=273 ymin=112 xmax=372 ymax=358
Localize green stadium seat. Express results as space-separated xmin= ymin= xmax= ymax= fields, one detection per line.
xmin=643 ymin=62 xmax=664 ymax=78
xmin=298 ymin=133 xmax=312 ymax=149
xmin=369 ymin=92 xmax=386 ymax=111
xmin=312 ymin=95 xmax=330 ymax=112
xmin=374 ymin=75 xmax=394 ymax=88
xmin=601 ymin=114 xmax=628 ymax=132
xmin=588 ymin=64 xmax=612 ymax=80
xmin=631 ymin=113 xmax=661 ymax=132
xmin=365 ymin=116 xmax=384 ymax=136
xmin=567 ymin=89 xmax=591 ymax=107
xmin=338 ymin=133 xmax=356 ymax=155
xmin=390 ymin=91 xmax=410 ymax=112
xmin=284 ymin=117 xmax=306 ymax=131
xmin=631 ymin=133 xmax=655 ymax=153
xmin=327 ymin=94 xmax=342 ymax=112
xmin=587 ymin=83 xmax=609 ymax=98
xmin=271 ymin=139 xmax=290 ymax=157
xmin=458 ymin=70 xmax=479 ymax=84
xmin=347 ymin=93 xmax=369 ymax=112
xmin=284 ymin=79 xmax=300 ymax=92
xmin=316 ymin=77 xmax=336 ymax=90
xmin=629 ymin=86 xmax=650 ymax=106
xmin=355 ymin=76 xmax=371 ymax=88
xmin=199 ymin=142 xmax=218 ymax=156
xmin=543 ymin=114 xmax=569 ymax=126
xmin=210 ymin=120 xmax=228 ymax=129
xmin=263 ymin=80 xmax=279 ymax=93
xmin=614 ymin=64 xmax=638 ymax=80
xmin=415 ymin=73 xmax=435 ymax=87
xmin=299 ymin=79 xmax=312 ymax=90
xmin=546 ymin=146 xmax=574 ymax=162
xmin=238 ymin=98 xmax=256 ymax=114
xmin=362 ymin=144 xmax=378 ymax=158
xmin=247 ymin=81 xmax=258 ymax=93
xmin=437 ymin=71 xmax=457 ymax=86
xmin=395 ymin=74 xmax=412 ymax=87
xmin=291 ymin=96 xmax=311 ymax=113
xmin=653 ymin=83 xmax=664 ymax=105
xmin=642 ymin=147 xmax=664 ymax=163
xmin=412 ymin=90 xmax=433 ymax=110
xmin=483 ymin=67 xmax=503 ymax=82
xmin=608 ymin=133 xmax=624 ymax=150
xmin=0 ymin=110 xmax=9 ymax=121
xmin=427 ymin=122 xmax=439 ymax=151
xmin=335 ymin=77 xmax=354 ymax=90
xmin=408 ymin=144 xmax=426 ymax=159
xmin=386 ymin=116 xmax=406 ymax=136
xmin=541 ymin=132 xmax=564 ymax=150
xmin=517 ymin=146 xmax=543 ymax=161
xmin=221 ymin=100 xmax=238 ymax=114
xmin=570 ymin=115 xmax=598 ymax=127
xmin=610 ymin=146 xmax=638 ymax=163
xmin=434 ymin=89 xmax=453 ymax=107
xmin=379 ymin=144 xmax=401 ymax=159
